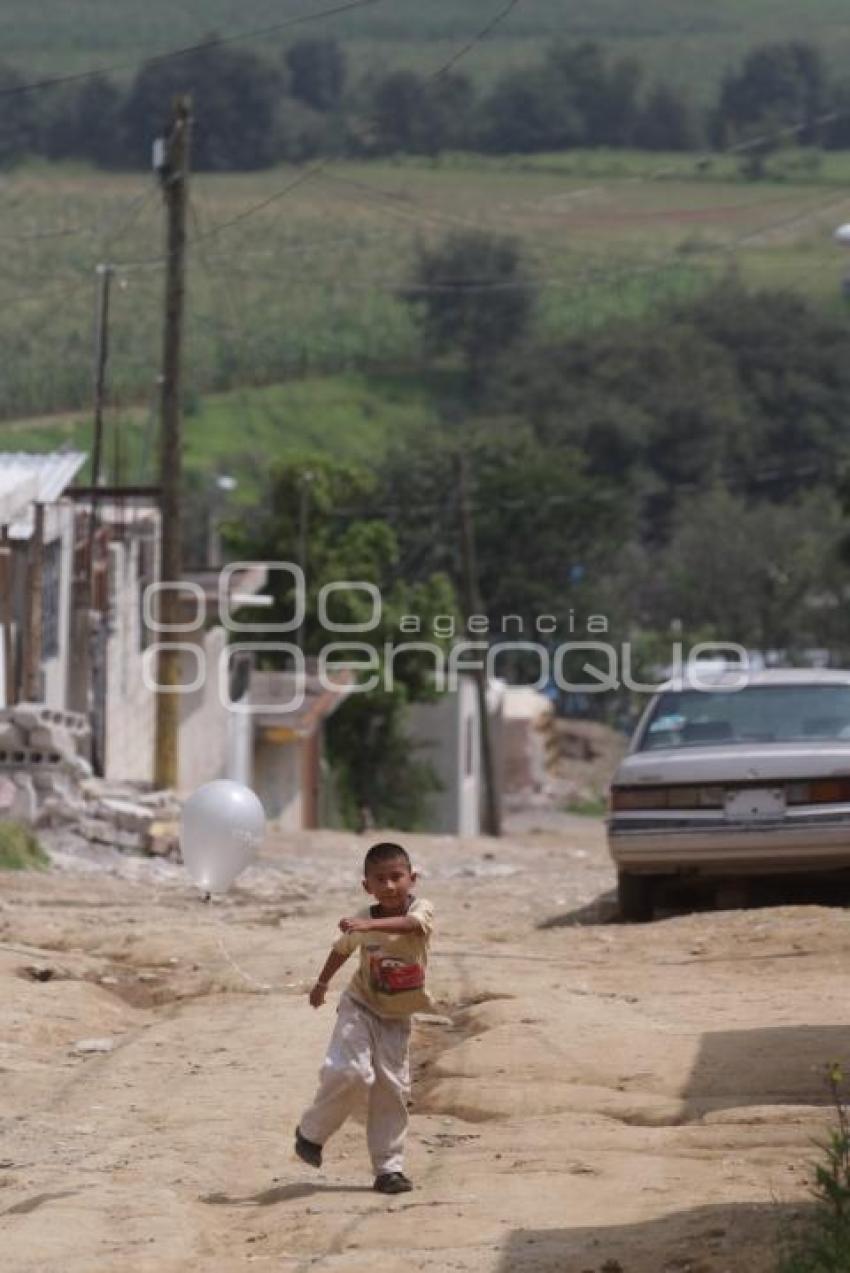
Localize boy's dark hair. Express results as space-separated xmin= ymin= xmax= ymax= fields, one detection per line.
xmin=364 ymin=841 xmax=412 ymax=873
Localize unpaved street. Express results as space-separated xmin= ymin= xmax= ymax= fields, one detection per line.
xmin=3 ymin=819 xmax=849 ymax=1272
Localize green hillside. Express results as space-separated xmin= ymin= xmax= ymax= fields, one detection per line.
xmin=6 ymin=0 xmax=850 ymax=96
xmin=3 ymin=152 xmax=848 ymax=428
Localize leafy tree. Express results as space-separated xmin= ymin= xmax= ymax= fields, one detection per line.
xmin=0 ymin=63 xmax=41 ymax=166
xmin=123 ymin=40 xmax=282 ymax=170
xmin=635 ymin=82 xmax=698 ymax=151
xmin=427 ymin=71 xmax=477 ymax=151
xmin=226 ymin=455 xmax=459 ymax=829
xmin=285 ymin=38 xmax=346 ymax=112
xmin=480 ymin=41 xmax=642 ymax=153
xmin=546 ymin=42 xmax=642 ymax=147
xmin=42 ymin=75 xmax=124 ymax=167
xmin=494 ymin=282 xmax=850 ymax=538
xmin=822 ymin=79 xmax=850 ymax=150
xmin=369 ymin=70 xmax=437 ymax=155
xmin=403 ymin=230 xmax=536 ymax=388
xmin=653 ymin=485 xmax=846 ymax=652
xmin=375 ymin=425 xmax=629 ymax=640
xmin=479 ymin=66 xmax=575 ymax=153
xmin=713 ymin=41 xmax=827 ymax=154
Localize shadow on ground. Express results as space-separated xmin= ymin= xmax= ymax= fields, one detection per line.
xmin=496 ymin=1201 xmax=810 ymax=1272
xmin=200 ymin=1182 xmax=373 ymax=1207
xmin=680 ymin=1024 xmax=850 ymax=1121
xmin=538 ymin=891 xmax=619 ymax=928
xmin=539 ymin=873 xmax=850 ymax=929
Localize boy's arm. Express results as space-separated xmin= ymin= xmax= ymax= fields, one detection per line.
xmin=339 ymin=900 xmax=433 ymax=937
xmin=339 ymin=915 xmax=420 ymax=935
xmin=309 ymin=948 xmax=350 ymax=1008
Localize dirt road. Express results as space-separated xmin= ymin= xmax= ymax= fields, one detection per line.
xmin=2 ymin=819 xmax=849 ymax=1272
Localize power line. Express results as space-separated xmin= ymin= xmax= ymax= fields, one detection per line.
xmin=112 ymin=0 xmax=526 ymax=257
xmin=0 ymin=0 xmax=385 ymax=100
xmin=430 ymin=0 xmax=522 ymax=82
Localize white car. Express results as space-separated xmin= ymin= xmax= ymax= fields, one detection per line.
xmin=608 ymin=668 xmax=850 ymax=920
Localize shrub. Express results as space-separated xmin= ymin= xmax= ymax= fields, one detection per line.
xmin=0 ymin=820 xmax=49 ymax=870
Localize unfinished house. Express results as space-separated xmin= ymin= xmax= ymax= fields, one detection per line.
xmin=0 ymin=453 xmax=270 ymax=803
xmin=239 ymin=667 xmax=353 ymax=828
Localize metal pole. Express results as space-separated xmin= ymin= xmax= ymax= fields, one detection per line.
xmin=457 ymin=451 xmax=501 ymax=837
xmin=23 ymin=503 xmax=45 ymax=703
xmin=297 ymin=471 xmax=312 ymax=654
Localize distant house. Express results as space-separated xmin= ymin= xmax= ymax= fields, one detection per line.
xmin=0 ymin=453 xmax=272 ymax=796
xmin=0 ymin=452 xmax=86 ymax=711
xmin=236 ymin=668 xmax=353 ymax=828
xmin=407 ymin=676 xmax=487 ymax=836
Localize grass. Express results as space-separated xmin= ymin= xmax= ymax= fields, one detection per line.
xmin=1 ymin=370 xmax=435 ymax=497
xmin=0 ymin=821 xmax=49 ymax=870
xmin=777 ymin=1065 xmax=850 ymax=1272
xmin=564 ymin=795 xmax=609 ymax=818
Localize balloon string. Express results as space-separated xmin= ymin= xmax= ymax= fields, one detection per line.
xmin=202 ymin=896 xmax=274 ymax=994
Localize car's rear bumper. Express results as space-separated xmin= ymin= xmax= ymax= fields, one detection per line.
xmin=608 ymin=810 xmax=850 ymax=874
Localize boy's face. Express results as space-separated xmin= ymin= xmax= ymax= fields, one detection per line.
xmin=363 ymin=856 xmax=416 ymax=912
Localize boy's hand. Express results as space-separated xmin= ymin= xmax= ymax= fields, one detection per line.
xmin=308 ymin=982 xmax=327 ymax=1008
xmin=339 ymin=916 xmax=372 ymax=933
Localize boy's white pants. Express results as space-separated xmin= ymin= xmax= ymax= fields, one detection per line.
xmin=300 ymin=992 xmax=412 ymax=1176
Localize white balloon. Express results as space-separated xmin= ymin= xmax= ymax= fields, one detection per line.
xmin=180 ymin=780 xmax=265 ymax=894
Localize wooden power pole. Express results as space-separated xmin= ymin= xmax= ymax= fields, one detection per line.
xmin=154 ymin=96 xmax=191 ymax=790
xmin=88 ymin=262 xmax=112 ymax=567
xmin=457 ymin=451 xmax=501 ymax=837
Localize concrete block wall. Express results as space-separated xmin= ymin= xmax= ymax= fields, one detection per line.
xmin=177 ymin=625 xmax=231 ymax=794
xmin=103 ymin=537 xmax=156 ymax=783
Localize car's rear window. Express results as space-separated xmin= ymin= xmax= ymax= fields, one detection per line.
xmin=639 ymin=684 xmax=850 ymax=750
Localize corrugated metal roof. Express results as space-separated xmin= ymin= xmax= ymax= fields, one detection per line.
xmin=0 ymin=451 xmax=87 ymax=537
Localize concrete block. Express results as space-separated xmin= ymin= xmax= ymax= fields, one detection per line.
xmin=96 ymin=797 xmax=155 ymax=834
xmin=145 ymin=819 xmax=180 ymax=857
xmin=10 ymin=774 xmax=38 ymax=823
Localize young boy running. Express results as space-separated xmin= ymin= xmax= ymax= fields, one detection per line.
xmin=295 ymin=841 xmax=434 ymax=1195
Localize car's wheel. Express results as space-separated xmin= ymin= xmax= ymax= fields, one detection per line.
xmin=617 ymin=870 xmax=655 ymax=922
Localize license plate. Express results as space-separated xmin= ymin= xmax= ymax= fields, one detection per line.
xmin=724 ymin=788 xmax=786 ymax=821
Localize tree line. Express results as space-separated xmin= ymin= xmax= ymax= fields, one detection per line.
xmin=224 ymin=227 xmax=850 ymax=825
xmin=2 ymin=36 xmax=850 ymax=170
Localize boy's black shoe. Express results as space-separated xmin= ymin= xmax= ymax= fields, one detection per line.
xmin=294 ymin=1127 xmax=323 ymax=1168
xmin=373 ymin=1172 xmax=413 ymax=1194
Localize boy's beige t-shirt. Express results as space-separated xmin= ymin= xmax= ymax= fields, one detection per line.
xmin=332 ymin=897 xmax=434 ymax=1019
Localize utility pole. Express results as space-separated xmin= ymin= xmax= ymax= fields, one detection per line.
xmin=154 ymin=96 xmax=191 ymax=790
xmin=72 ymin=260 xmax=114 ymax=763
xmin=87 ymin=262 xmax=112 ymax=583
xmin=0 ymin=527 xmax=12 ymax=707
xmin=457 ymin=451 xmax=501 ymax=837
xmin=297 ymin=470 xmax=313 ymax=655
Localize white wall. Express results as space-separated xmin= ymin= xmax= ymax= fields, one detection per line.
xmin=407 ymin=678 xmax=481 ymax=836
xmin=253 ymin=736 xmax=303 ymax=828
xmin=103 ymin=535 xmax=156 ymax=783
xmin=177 ymin=626 xmax=231 ymax=794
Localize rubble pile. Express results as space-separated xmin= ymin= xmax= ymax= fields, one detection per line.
xmin=0 ymin=703 xmax=180 ymax=857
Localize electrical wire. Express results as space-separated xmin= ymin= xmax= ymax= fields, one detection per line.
xmin=0 ymin=0 xmax=386 ymax=99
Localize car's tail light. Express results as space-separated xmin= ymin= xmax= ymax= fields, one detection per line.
xmin=613 ymin=777 xmax=850 ymax=813
xmin=786 ymin=778 xmax=850 ymax=805
xmin=611 ymin=785 xmax=725 ymax=811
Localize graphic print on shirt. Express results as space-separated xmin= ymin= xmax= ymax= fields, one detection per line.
xmin=365 ymin=944 xmax=425 ymax=995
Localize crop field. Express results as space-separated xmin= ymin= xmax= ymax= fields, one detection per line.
xmin=6 ymin=0 xmax=850 ymax=96
xmin=3 ymin=150 xmax=850 ymax=489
